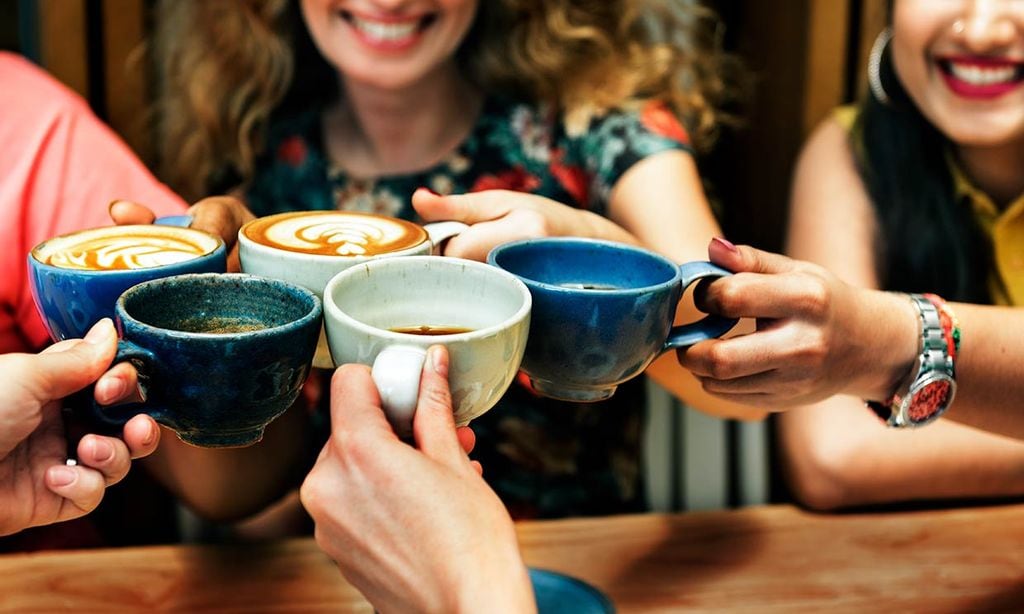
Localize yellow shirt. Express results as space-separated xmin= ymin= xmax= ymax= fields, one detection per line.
xmin=833 ymin=106 xmax=1024 ymax=306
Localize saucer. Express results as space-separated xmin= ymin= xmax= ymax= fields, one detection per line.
xmin=530 ymin=568 xmax=614 ymax=613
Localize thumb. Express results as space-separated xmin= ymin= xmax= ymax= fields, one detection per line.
xmin=411 ymin=188 xmax=511 ymax=224
xmin=29 ymin=319 xmax=118 ymax=402
xmin=411 ymin=345 xmax=466 ymax=467
xmin=708 ymin=237 xmax=802 ymax=275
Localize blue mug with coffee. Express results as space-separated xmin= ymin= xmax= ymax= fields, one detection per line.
xmin=488 ymin=238 xmax=737 ymax=402
xmin=92 ymin=273 xmax=322 ymax=447
xmin=28 ymin=222 xmax=227 ymax=342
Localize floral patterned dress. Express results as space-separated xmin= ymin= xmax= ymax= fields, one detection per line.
xmin=248 ymin=97 xmax=691 ymax=518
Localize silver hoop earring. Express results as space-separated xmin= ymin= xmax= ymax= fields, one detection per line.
xmin=868 ymin=27 xmax=893 ymax=105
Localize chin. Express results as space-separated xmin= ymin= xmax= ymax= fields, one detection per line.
xmin=939 ymin=115 xmax=1024 ymax=148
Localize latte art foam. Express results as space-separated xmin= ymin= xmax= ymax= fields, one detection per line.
xmin=46 ymin=235 xmax=210 ymax=271
xmin=245 ymin=212 xmax=427 ymax=256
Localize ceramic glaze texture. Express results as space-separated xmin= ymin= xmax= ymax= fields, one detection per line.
xmin=489 ymin=238 xmax=735 ymax=402
xmin=323 ymin=256 xmax=531 ymax=426
xmin=28 ymin=225 xmax=226 ymax=341
xmin=103 ymin=274 xmax=322 ymax=447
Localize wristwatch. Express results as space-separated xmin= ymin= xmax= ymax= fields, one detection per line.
xmin=866 ymin=294 xmax=957 ymax=428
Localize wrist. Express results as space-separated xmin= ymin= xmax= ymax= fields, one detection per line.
xmin=856 ymin=290 xmax=920 ymax=400
xmin=453 ymin=540 xmax=535 ymax=614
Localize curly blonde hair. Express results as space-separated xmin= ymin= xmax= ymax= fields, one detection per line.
xmin=152 ymin=0 xmax=743 ymax=201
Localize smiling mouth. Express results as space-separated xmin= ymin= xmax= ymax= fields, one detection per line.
xmin=340 ymin=10 xmax=437 ymax=44
xmin=938 ymin=57 xmax=1024 ymax=86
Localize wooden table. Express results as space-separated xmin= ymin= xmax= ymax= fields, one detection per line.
xmin=2 ymin=503 xmax=1023 ymax=612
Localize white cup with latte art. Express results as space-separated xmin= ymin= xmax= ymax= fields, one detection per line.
xmin=238 ymin=211 xmax=467 ymax=369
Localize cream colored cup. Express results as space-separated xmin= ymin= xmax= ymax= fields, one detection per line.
xmin=238 ymin=211 xmax=466 ymax=368
xmin=323 ymin=256 xmax=531 ymax=437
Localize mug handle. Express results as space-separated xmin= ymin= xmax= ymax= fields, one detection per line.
xmin=371 ymin=345 xmax=427 ymax=439
xmin=86 ymin=340 xmax=169 ymax=430
xmin=154 ymin=214 xmax=195 ymax=228
xmin=663 ymin=261 xmax=739 ymax=350
xmin=422 ymin=221 xmax=469 ymax=254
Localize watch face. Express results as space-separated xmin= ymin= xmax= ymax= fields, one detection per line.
xmin=906 ymin=376 xmax=955 ymax=424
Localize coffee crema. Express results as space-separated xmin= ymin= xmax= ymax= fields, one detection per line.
xmin=243 ymin=211 xmax=428 ymax=256
xmin=42 ymin=230 xmax=214 ymax=271
xmin=390 ymin=325 xmax=475 ymax=336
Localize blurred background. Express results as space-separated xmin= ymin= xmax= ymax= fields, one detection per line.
xmin=1 ymin=0 xmax=886 ymax=513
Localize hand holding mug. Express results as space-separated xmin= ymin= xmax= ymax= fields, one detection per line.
xmin=300 ymin=347 xmax=533 ymax=613
xmin=0 ymin=319 xmax=159 ymax=537
xmin=677 ymin=238 xmax=919 ymax=408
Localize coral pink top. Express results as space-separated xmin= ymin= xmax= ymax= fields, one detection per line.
xmin=0 ymin=53 xmax=187 ymax=353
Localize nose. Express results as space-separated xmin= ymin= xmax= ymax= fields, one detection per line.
xmin=956 ymin=0 xmax=1019 ymax=53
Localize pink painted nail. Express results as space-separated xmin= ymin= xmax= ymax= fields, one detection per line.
xmin=711 ymin=237 xmax=737 ymax=252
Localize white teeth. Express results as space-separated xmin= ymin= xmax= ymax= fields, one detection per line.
xmin=949 ymin=62 xmax=1017 ymax=86
xmin=350 ymin=15 xmax=418 ymax=42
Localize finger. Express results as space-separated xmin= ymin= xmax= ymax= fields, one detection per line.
xmin=122 ymin=415 xmax=161 ymax=459
xmin=45 ymin=464 xmax=108 ymax=517
xmin=441 ymin=217 xmax=536 ymax=262
xmin=456 ymin=425 xmax=476 ymax=455
xmin=411 ymin=188 xmax=513 ymax=225
xmin=329 ymin=364 xmax=397 ymax=439
xmin=411 ymin=346 xmax=465 ymax=466
xmin=27 ymin=319 xmax=118 ymax=402
xmin=187 ymin=196 xmax=255 ymax=247
xmin=94 ymin=362 xmax=143 ymax=405
xmin=708 ymin=238 xmax=803 ymax=277
xmin=695 ymin=271 xmax=831 ymax=320
xmin=76 ymin=434 xmax=132 ymax=486
xmin=678 ymin=326 xmax=799 ymax=380
xmin=108 ymin=200 xmax=157 ymax=225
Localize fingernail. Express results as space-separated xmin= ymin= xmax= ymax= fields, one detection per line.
xmin=108 ymin=199 xmax=128 ymax=215
xmin=96 ymin=376 xmax=128 ymax=403
xmin=83 ymin=318 xmax=115 ymax=345
xmin=87 ymin=438 xmax=115 ymax=463
xmin=141 ymin=426 xmax=157 ymax=448
xmin=418 ymin=187 xmax=440 ymax=197
xmin=428 ymin=345 xmax=448 ymax=377
xmin=50 ymin=466 xmax=77 ymax=487
xmin=712 ymin=237 xmax=737 ymax=252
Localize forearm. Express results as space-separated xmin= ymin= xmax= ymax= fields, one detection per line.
xmin=940 ymin=303 xmax=1024 ymax=439
xmin=143 ymin=405 xmax=310 ymax=521
xmin=779 ymin=395 xmax=1024 ymax=510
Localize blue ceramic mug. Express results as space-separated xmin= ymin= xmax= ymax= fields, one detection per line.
xmin=28 ymin=221 xmax=226 ymax=342
xmin=93 ymin=273 xmax=322 ymax=447
xmin=488 ymin=237 xmax=737 ymax=402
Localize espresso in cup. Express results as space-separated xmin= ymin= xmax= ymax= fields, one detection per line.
xmin=239 ymin=211 xmax=467 ymax=369
xmin=29 ymin=224 xmax=227 ymax=341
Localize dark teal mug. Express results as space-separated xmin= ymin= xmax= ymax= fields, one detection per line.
xmin=93 ymin=273 xmax=322 ymax=447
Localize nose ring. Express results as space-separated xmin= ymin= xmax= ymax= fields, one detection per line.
xmin=952 ymin=19 xmax=965 ymax=35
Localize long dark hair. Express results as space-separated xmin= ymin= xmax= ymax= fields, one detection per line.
xmin=852 ymin=28 xmax=991 ymax=303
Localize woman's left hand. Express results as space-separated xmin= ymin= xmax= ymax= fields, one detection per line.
xmin=412 ymin=188 xmax=638 ymax=261
xmin=677 ymin=239 xmax=919 ymax=409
